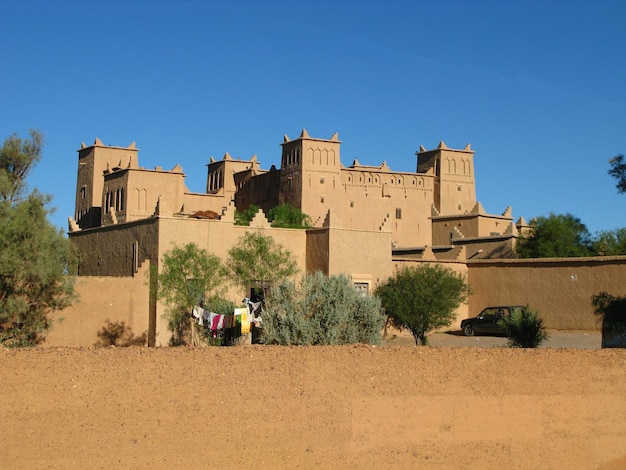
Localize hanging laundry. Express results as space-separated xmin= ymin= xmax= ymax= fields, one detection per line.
xmin=234 ymin=308 xmax=251 ymax=335
xmin=192 ymin=305 xmax=205 ymax=326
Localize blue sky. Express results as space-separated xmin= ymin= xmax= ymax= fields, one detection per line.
xmin=2 ymin=0 xmax=625 ymax=234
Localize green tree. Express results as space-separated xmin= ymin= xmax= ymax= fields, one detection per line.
xmin=0 ymin=129 xmax=44 ymax=203
xmin=268 ymin=204 xmax=312 ymax=229
xmin=499 ymin=308 xmax=549 ymax=348
xmin=375 ymin=264 xmax=470 ymax=345
xmin=155 ymin=243 xmax=227 ymax=346
xmin=608 ymin=154 xmax=626 ymax=194
xmin=593 ymin=228 xmax=626 ymax=256
xmin=0 ymin=131 xmax=77 ymax=347
xmin=234 ymin=204 xmax=260 ymax=226
xmin=516 ymin=213 xmax=593 ymax=258
xmin=262 ymin=272 xmax=385 ymax=345
xmin=227 ymin=231 xmax=298 ymax=297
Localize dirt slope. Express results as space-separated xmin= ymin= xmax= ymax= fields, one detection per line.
xmin=1 ymin=345 xmax=625 ymax=469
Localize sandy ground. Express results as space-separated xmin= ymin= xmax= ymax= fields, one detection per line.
xmin=2 ymin=331 xmax=625 ymax=469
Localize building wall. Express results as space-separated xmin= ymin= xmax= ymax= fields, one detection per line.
xmin=45 ymin=255 xmax=626 ymax=347
xmin=468 ymin=256 xmax=626 ymax=329
xmin=45 ymin=262 xmax=151 ymax=347
xmin=327 ymin=227 xmax=393 ymax=290
xmin=71 ymin=217 xmax=160 ymax=277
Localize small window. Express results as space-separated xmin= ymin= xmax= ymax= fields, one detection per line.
xmin=395 ymin=208 xmax=402 ymax=219
xmin=321 ymin=197 xmax=325 ymax=203
xmin=354 ymin=282 xmax=368 ymax=297
xmin=350 ymin=201 xmax=354 ymax=208
xmin=132 ymin=241 xmax=139 ymax=275
xmin=320 ymin=177 xmax=325 ymax=184
xmin=457 ymin=185 xmax=462 ymax=191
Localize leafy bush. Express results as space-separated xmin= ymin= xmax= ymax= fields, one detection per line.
xmin=227 ymin=231 xmax=298 ymax=298
xmin=375 ymin=264 xmax=470 ymax=345
xmin=261 ymin=272 xmax=385 ymax=345
xmin=234 ymin=204 xmax=260 ymax=226
xmin=499 ymin=308 xmax=549 ymax=348
xmin=268 ymin=204 xmax=311 ymax=229
xmin=235 ymin=204 xmax=312 ymax=229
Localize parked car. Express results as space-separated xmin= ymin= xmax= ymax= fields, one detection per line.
xmin=461 ymin=306 xmax=527 ymax=336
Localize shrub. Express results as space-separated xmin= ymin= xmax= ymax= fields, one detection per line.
xmin=268 ymin=204 xmax=311 ymax=228
xmin=234 ymin=204 xmax=260 ymax=226
xmin=261 ymin=272 xmax=385 ymax=345
xmin=375 ymin=264 xmax=470 ymax=345
xmin=499 ymin=308 xmax=549 ymax=348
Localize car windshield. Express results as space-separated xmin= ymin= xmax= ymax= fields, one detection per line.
xmin=481 ymin=308 xmax=498 ymax=317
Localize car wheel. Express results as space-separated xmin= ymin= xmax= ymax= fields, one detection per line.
xmin=463 ymin=324 xmax=475 ymax=337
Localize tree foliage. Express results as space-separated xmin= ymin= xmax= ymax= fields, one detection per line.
xmin=155 ymin=243 xmax=227 ymax=345
xmin=0 ymin=129 xmax=44 ymax=203
xmin=375 ymin=264 xmax=470 ymax=345
xmin=608 ymin=154 xmax=626 ymax=194
xmin=234 ymin=204 xmax=260 ymax=226
xmin=592 ymin=228 xmax=626 ymax=256
xmin=262 ymin=272 xmax=385 ymax=345
xmin=268 ymin=204 xmax=311 ymax=229
xmin=499 ymin=308 xmax=549 ymax=348
xmin=516 ymin=213 xmax=593 ymax=258
xmin=235 ymin=204 xmax=312 ymax=229
xmin=0 ymin=131 xmax=77 ymax=347
xmin=227 ymin=231 xmax=298 ymax=296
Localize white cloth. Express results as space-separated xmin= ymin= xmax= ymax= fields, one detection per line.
xmin=192 ymin=305 xmax=205 ymax=325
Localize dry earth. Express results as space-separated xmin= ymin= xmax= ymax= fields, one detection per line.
xmin=2 ymin=333 xmax=625 ymax=469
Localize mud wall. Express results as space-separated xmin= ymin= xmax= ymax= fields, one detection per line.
xmin=45 ymin=262 xmax=151 ymax=347
xmin=468 ymin=256 xmax=626 ymax=329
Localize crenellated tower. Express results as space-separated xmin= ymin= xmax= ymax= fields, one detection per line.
xmin=74 ymin=138 xmax=139 ymax=229
xmin=416 ymin=141 xmax=476 ymax=215
xmin=279 ymin=129 xmax=342 ymax=226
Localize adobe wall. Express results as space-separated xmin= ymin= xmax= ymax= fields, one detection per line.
xmin=339 ymin=170 xmax=434 ymax=248
xmin=45 ymin=262 xmax=151 ymax=347
xmin=70 ymin=218 xmax=160 ymax=277
xmin=467 ymin=256 xmax=626 ymax=329
xmin=44 ymin=255 xmax=626 ymax=347
xmin=327 ymin=227 xmax=393 ymax=290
